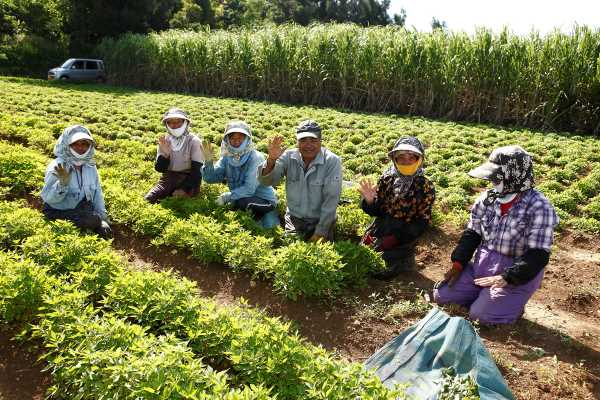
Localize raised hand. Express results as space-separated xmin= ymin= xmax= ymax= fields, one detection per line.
xmin=357 ymin=178 xmax=377 ymax=204
xmin=54 ymin=163 xmax=71 ymax=186
xmin=158 ymin=135 xmax=172 ymax=157
xmin=201 ymin=140 xmax=214 ymax=163
xmin=267 ymin=135 xmax=285 ymax=162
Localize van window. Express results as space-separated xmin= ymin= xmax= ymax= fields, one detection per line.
xmin=71 ymin=60 xmax=84 ymax=70
xmin=86 ymin=61 xmax=99 ymax=70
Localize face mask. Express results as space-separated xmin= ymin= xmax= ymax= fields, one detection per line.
xmin=395 ymin=159 xmax=422 ymax=176
xmin=497 ymin=193 xmax=518 ymax=204
xmin=167 ymin=121 xmax=187 ymax=137
xmin=70 ymin=147 xmax=91 ymax=160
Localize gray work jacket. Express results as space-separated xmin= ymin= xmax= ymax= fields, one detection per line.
xmin=258 ymin=147 xmax=342 ymax=236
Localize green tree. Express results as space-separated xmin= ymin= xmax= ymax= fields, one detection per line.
xmin=170 ymin=0 xmax=215 ymax=29
xmin=62 ymin=0 xmax=181 ymax=53
xmin=431 ymin=17 xmax=447 ymax=31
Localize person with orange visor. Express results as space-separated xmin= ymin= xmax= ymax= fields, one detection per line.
xmin=358 ymin=136 xmax=436 ymax=279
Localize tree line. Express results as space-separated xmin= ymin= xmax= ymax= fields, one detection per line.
xmin=0 ymin=0 xmax=405 ymax=75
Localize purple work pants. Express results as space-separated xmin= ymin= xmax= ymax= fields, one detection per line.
xmin=433 ymin=247 xmax=544 ymax=324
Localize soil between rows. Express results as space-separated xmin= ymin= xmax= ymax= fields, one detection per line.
xmin=1 ymin=223 xmax=598 ymax=399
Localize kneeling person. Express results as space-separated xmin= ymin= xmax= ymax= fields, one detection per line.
xmin=434 ymin=145 xmax=559 ymax=324
xmin=41 ymin=125 xmax=111 ymax=238
xmin=259 ymin=120 xmax=342 ymax=241
xmin=145 ymin=107 xmax=204 ymax=203
xmin=358 ymin=136 xmax=435 ymax=279
xmin=202 ymin=121 xmax=279 ymax=228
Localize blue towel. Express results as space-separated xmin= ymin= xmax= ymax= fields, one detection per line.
xmin=364 ymin=307 xmax=515 ymax=400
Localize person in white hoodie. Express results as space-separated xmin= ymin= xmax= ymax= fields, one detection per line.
xmin=41 ymin=125 xmax=111 ymax=238
xmin=144 ymin=107 xmax=204 ymax=203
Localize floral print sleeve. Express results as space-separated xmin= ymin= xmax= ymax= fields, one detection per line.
xmin=379 ymin=175 xmax=436 ymax=223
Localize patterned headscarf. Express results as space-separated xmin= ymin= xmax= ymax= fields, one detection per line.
xmin=382 ymin=136 xmax=425 ymax=198
xmin=53 ymin=125 xmax=96 ymax=168
xmin=220 ymin=120 xmax=255 ymax=167
xmin=469 ymin=145 xmax=535 ymax=205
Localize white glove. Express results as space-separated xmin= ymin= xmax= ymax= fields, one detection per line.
xmin=201 ymin=140 xmax=215 ymax=163
xmin=216 ymin=192 xmax=232 ymax=206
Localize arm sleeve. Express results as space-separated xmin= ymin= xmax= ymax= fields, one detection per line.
xmin=502 ymin=248 xmax=550 ymax=285
xmin=230 ymin=156 xmax=261 ymax=200
xmin=182 ymin=161 xmax=203 ymax=193
xmin=360 ymin=197 xmax=383 ymax=216
xmin=92 ymin=169 xmax=108 ymax=220
xmin=451 ymin=228 xmax=482 ymax=266
xmin=314 ymin=156 xmax=343 ymax=237
xmin=257 ymin=152 xmax=288 ymax=187
xmin=155 ymin=155 xmax=170 ymax=173
xmin=40 ymin=161 xmax=69 ymax=205
xmin=416 ymin=178 xmax=436 ymax=223
xmin=201 ymin=158 xmax=226 ymax=183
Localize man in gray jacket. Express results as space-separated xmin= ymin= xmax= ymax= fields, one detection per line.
xmin=259 ymin=120 xmax=342 ymax=241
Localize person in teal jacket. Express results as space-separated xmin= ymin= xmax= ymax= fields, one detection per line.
xmin=202 ymin=120 xmax=279 ymax=229
xmin=41 ymin=125 xmax=111 ymax=238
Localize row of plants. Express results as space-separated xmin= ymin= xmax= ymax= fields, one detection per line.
xmin=0 ymin=199 xmax=404 ymax=399
xmin=0 ymin=137 xmax=384 ymax=300
xmin=2 ymin=77 xmax=600 ymax=233
xmin=95 ymin=24 xmax=600 ymax=134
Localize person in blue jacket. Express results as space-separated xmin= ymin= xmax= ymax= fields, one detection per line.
xmin=201 ymin=120 xmax=279 ymax=228
xmin=41 ymin=125 xmax=111 ymax=238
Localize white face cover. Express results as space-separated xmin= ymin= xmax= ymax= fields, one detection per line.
xmin=70 ymin=147 xmax=91 ymax=160
xmin=167 ymin=121 xmax=188 ymax=137
xmin=493 ymin=181 xmax=518 ymax=203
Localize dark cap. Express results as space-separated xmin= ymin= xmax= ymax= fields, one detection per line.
xmin=469 ymin=145 xmax=531 ymax=182
xmin=296 ymin=120 xmax=322 ymax=140
xmin=388 ymin=136 xmax=424 ymax=158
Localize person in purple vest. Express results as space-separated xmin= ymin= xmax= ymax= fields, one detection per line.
xmin=434 ymin=145 xmax=558 ymax=324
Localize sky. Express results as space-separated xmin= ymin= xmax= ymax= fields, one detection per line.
xmin=388 ymin=0 xmax=600 ymax=35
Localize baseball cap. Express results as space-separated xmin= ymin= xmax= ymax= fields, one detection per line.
xmin=296 ymin=119 xmax=322 ymax=140
xmin=469 ymin=145 xmax=530 ymax=181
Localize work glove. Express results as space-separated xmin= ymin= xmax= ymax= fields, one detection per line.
xmin=54 ymin=163 xmax=71 ymax=186
xmin=158 ymin=135 xmax=172 ymax=158
xmin=435 ymin=261 xmax=464 ymax=289
xmin=98 ymin=220 xmax=113 ymax=239
xmin=201 ymin=140 xmax=215 ymax=163
xmin=373 ymin=234 xmax=399 ymax=251
xmin=216 ymin=191 xmax=232 ymax=206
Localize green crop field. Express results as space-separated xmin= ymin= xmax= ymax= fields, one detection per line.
xmin=2 ymin=76 xmax=599 ymax=233
xmin=1 ymin=76 xmax=599 ymax=399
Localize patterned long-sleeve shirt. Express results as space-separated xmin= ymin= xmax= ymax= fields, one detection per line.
xmin=467 ymin=188 xmax=558 ymax=258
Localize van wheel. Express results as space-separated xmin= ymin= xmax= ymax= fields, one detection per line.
xmin=59 ymin=76 xmax=69 ymax=81
xmin=95 ymin=77 xmax=106 ymax=84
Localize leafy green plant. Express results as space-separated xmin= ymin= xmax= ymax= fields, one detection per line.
xmin=269 ymin=241 xmax=345 ymax=300
xmin=334 ymin=240 xmax=385 ymax=287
